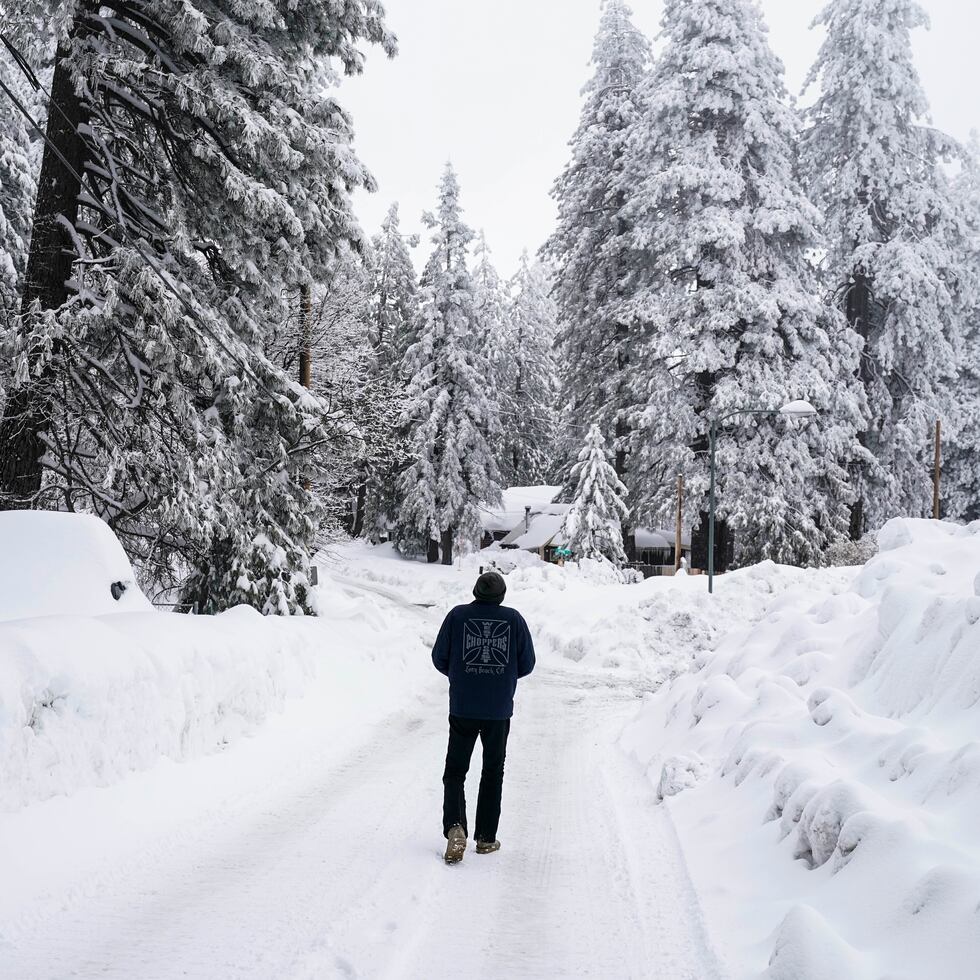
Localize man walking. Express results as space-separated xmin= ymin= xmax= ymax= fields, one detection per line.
xmin=432 ymin=570 xmax=535 ymax=865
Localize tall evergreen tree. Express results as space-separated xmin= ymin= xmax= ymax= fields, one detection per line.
xmin=395 ymin=165 xmax=502 ymax=564
xmin=947 ymin=136 xmax=980 ymax=523
xmin=370 ymin=202 xmax=418 ymax=375
xmin=561 ymin=424 xmax=629 ymax=564
xmin=543 ymin=0 xmax=651 ymax=487
xmin=505 ymin=251 xmax=558 ymax=485
xmin=802 ymin=0 xmax=970 ymax=533
xmin=265 ymin=246 xmax=401 ymax=541
xmin=625 ymin=0 xmax=867 ymax=568
xmin=471 ymin=230 xmax=512 ymax=471
xmin=1 ymin=0 xmax=395 ymax=613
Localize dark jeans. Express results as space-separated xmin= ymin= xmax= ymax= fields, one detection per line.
xmin=442 ymin=715 xmax=510 ymax=842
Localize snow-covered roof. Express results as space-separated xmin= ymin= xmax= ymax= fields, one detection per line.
xmin=498 ymin=517 xmax=689 ymax=554
xmin=480 ymin=485 xmax=562 ymax=532
xmin=500 ymin=513 xmax=569 ymax=550
xmin=635 ymin=528 xmax=692 ymax=551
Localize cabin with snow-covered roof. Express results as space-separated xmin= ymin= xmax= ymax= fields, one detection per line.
xmin=481 ymin=486 xmax=691 ymax=575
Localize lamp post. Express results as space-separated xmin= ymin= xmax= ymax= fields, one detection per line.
xmin=707 ymin=400 xmax=818 ymax=594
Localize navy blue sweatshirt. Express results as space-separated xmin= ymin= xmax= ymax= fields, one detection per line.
xmin=432 ymin=601 xmax=536 ymax=720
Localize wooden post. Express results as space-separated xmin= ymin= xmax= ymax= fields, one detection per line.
xmin=675 ymin=474 xmax=684 ymax=572
xmin=933 ymin=420 xmax=942 ymax=520
xmin=299 ymin=284 xmax=312 ymax=389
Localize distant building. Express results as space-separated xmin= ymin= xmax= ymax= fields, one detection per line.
xmin=497 ymin=504 xmax=572 ymax=562
xmin=479 ymin=486 xmax=563 ymax=549
xmin=632 ymin=527 xmax=692 ymax=577
xmin=480 ymin=487 xmax=691 ymax=576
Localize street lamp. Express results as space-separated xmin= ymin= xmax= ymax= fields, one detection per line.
xmin=707 ymin=400 xmax=818 ymax=594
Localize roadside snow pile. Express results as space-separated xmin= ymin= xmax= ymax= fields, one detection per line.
xmin=622 ymin=519 xmax=980 ymax=980
xmin=0 ymin=607 xmax=322 ymax=811
xmin=0 ymin=511 xmax=151 ymax=621
xmin=326 ymin=539 xmax=854 ymax=694
xmin=0 ymin=515 xmax=425 ymax=812
xmin=517 ymin=559 xmax=853 ymax=685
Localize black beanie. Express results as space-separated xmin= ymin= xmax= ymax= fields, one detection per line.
xmin=473 ymin=571 xmax=507 ymax=604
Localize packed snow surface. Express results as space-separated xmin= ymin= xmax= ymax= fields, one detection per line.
xmin=623 ymin=518 xmax=980 ymax=978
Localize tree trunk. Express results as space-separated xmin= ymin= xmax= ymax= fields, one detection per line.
xmin=440 ymin=526 xmax=454 ymax=566
xmin=622 ymin=528 xmax=636 ymax=563
xmin=0 ymin=28 xmax=89 ymax=508
xmin=691 ymin=510 xmax=732 ymax=574
xmin=848 ymin=496 xmax=865 ymax=542
xmin=427 ymin=538 xmax=440 ymax=564
xmin=351 ymin=482 xmax=366 ymax=538
xmin=846 ymin=274 xmax=874 ymax=540
xmin=689 ymin=367 xmax=734 ymax=570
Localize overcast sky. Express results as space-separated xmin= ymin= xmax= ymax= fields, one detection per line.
xmin=341 ymin=0 xmax=980 ymax=278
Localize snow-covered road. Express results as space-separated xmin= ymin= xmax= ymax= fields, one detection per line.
xmin=0 ymin=624 xmax=721 ymax=979
xmin=6 ymin=528 xmax=978 ymax=978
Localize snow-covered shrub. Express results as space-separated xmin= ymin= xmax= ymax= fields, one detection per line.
xmin=820 ymin=533 xmax=879 ymax=567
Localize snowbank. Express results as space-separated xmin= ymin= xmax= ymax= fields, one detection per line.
xmin=0 ymin=511 xmax=151 ymax=622
xmin=0 ymin=516 xmax=426 ymax=813
xmin=327 ymin=539 xmax=853 ymax=698
xmin=622 ymin=519 xmax=980 ymax=979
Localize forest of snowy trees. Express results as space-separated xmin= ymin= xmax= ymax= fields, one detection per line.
xmin=548 ymin=0 xmax=979 ymax=568
xmin=0 ymin=0 xmax=977 ymax=612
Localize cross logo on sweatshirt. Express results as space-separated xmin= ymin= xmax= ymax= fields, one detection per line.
xmin=463 ymin=620 xmax=511 ymax=668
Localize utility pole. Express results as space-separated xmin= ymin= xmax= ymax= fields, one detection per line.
xmin=675 ymin=474 xmax=684 ymax=573
xmin=933 ymin=420 xmax=942 ymax=520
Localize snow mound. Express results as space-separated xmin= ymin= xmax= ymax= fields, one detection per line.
xmin=0 ymin=608 xmax=318 ymax=811
xmin=622 ymin=518 xmax=980 ymax=978
xmin=0 ymin=511 xmax=151 ymax=622
xmin=0 ymin=519 xmax=424 ymax=812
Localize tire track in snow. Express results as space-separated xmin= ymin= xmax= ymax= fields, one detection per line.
xmin=329 ymin=666 xmax=725 ymax=980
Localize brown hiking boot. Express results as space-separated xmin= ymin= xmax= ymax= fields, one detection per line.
xmin=476 ymin=839 xmax=501 ymax=855
xmin=444 ymin=825 xmax=467 ymax=865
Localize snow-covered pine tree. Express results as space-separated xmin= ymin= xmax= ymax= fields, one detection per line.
xmin=395 ymin=164 xmax=502 ymax=564
xmin=0 ymin=45 xmax=36 ymax=313
xmin=543 ymin=0 xmax=650 ymax=488
xmin=471 ymin=230 xmax=513 ymax=472
xmin=946 ymin=136 xmax=980 ymax=522
xmin=625 ymin=0 xmax=867 ymax=568
xmin=0 ymin=0 xmax=395 ymax=613
xmin=561 ymin=423 xmax=629 ymax=565
xmin=265 ymin=246 xmax=401 ymax=541
xmin=802 ymin=0 xmax=970 ymax=533
xmin=505 ymin=251 xmax=558 ymax=485
xmin=370 ymin=202 xmax=419 ymax=375
xmin=353 ymin=204 xmax=417 ymax=543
